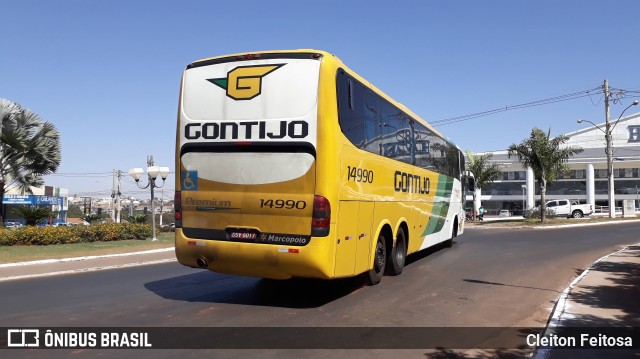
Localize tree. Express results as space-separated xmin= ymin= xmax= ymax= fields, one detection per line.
xmin=0 ymin=99 xmax=61 ymax=223
xmin=67 ymin=203 xmax=84 ymax=218
xmin=465 ymin=150 xmax=503 ymax=220
xmin=507 ymin=128 xmax=583 ymax=223
xmin=11 ymin=205 xmax=51 ymax=226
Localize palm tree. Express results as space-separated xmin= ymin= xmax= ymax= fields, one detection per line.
xmin=126 ymin=214 xmax=148 ymax=224
xmin=83 ymin=214 xmax=103 ymax=224
xmin=465 ymin=150 xmax=503 ymax=220
xmin=11 ymin=205 xmax=51 ymax=226
xmin=507 ymin=128 xmax=583 ymax=223
xmin=0 ymin=98 xmax=61 ymax=223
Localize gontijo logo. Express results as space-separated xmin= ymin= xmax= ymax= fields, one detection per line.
xmin=207 ymin=64 xmax=285 ymax=100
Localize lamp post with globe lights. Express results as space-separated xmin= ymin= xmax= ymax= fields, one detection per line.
xmin=129 ymin=155 xmax=170 ymax=241
xmin=577 ymin=99 xmax=638 ymax=218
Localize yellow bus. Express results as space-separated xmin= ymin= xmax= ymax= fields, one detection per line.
xmin=175 ymin=49 xmax=471 ymax=284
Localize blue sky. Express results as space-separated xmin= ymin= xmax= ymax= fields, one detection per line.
xmin=3 ymin=0 xmax=640 ymax=197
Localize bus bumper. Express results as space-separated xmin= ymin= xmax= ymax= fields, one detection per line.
xmin=175 ymin=229 xmax=335 ymax=280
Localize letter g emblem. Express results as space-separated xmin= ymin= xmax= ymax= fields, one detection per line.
xmin=208 ymin=64 xmax=285 ymax=100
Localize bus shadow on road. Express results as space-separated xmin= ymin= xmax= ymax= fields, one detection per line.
xmin=405 ymin=240 xmax=454 ymax=267
xmin=144 ymin=240 xmax=456 ymax=308
xmin=144 ymin=270 xmax=364 ymax=309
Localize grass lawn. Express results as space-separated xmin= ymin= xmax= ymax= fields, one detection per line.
xmin=467 ymin=216 xmax=640 ymax=228
xmin=0 ymin=232 xmax=174 ymax=264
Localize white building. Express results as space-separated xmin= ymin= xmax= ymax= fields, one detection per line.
xmin=467 ymin=112 xmax=640 ymax=215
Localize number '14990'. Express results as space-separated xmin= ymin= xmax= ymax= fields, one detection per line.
xmin=260 ymin=199 xmax=307 ymax=209
xmin=347 ymin=166 xmax=374 ymax=183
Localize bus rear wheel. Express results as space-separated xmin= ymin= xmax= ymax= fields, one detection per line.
xmin=387 ymin=227 xmax=406 ymax=276
xmin=366 ymin=233 xmax=387 ymax=285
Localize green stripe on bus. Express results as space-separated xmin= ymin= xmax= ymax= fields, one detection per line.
xmin=421 ymin=175 xmax=454 ymax=237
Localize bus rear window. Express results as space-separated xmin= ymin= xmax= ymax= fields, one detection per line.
xmin=181 ymin=152 xmax=314 ymax=185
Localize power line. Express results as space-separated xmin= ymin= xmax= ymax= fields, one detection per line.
xmin=431 ymin=86 xmax=604 ymax=127
xmin=48 ymin=172 xmax=112 ymax=178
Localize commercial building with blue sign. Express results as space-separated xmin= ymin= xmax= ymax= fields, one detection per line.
xmin=2 ymin=186 xmax=69 ymax=224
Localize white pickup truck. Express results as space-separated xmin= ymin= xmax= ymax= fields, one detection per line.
xmin=545 ymin=199 xmax=593 ymax=218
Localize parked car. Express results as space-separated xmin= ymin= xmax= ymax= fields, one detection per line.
xmin=498 ymin=209 xmax=511 ymax=217
xmin=3 ymin=221 xmax=25 ymax=228
xmin=544 ymin=199 xmax=593 ymax=218
xmin=53 ymin=222 xmax=75 ymax=227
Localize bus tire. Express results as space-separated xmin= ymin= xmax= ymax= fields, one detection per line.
xmin=387 ymin=227 xmax=406 ymax=276
xmin=366 ymin=233 xmax=387 ymax=285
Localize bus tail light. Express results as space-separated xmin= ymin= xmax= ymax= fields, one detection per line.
xmin=311 ymin=195 xmax=330 ymax=237
xmin=174 ymin=191 xmax=182 ymax=228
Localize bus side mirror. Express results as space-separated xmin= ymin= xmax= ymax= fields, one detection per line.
xmin=467 ymin=177 xmax=476 ymax=192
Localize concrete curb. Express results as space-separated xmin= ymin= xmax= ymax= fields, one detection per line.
xmin=532 ymin=242 xmax=640 ymax=359
xmin=0 ymin=258 xmax=177 ymax=282
xmin=0 ymin=247 xmax=175 ymax=268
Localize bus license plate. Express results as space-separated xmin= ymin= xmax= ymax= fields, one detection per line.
xmin=228 ymin=230 xmax=258 ymax=240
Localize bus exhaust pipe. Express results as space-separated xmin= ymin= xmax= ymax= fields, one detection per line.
xmin=196 ymin=257 xmax=208 ymax=268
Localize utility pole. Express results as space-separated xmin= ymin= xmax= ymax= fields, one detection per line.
xmin=116 ymin=170 xmax=122 ymax=223
xmin=604 ymin=79 xmax=615 ymax=218
xmin=111 ymin=169 xmax=123 ymax=223
xmin=112 ymin=169 xmax=116 ymax=222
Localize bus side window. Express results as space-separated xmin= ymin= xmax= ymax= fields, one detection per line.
xmin=380 ymin=99 xmax=407 ymax=163
xmin=363 ymin=88 xmax=380 ymax=152
xmin=337 ymin=72 xmax=365 ymax=148
xmin=348 ymin=78 xmax=354 ymax=110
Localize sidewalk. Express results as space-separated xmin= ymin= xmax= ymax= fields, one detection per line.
xmin=535 ymin=243 xmax=640 ymax=358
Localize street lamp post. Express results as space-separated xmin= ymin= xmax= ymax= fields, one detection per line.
xmin=129 ymin=155 xmax=170 ymax=241
xmin=577 ymin=99 xmax=638 ymax=218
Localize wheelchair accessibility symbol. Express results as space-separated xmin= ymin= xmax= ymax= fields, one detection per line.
xmin=181 ymin=171 xmax=198 ymax=191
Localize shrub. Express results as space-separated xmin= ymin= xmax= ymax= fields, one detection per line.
xmin=0 ymin=223 xmax=153 ymax=246
xmin=160 ymin=225 xmax=175 ymax=233
xmin=523 ymin=207 xmax=555 ymax=219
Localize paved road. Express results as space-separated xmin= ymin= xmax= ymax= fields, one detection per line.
xmin=1 ymin=222 xmax=638 ymax=358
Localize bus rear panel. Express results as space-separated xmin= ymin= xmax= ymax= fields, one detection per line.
xmin=175 ymin=52 xmax=334 ymax=279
